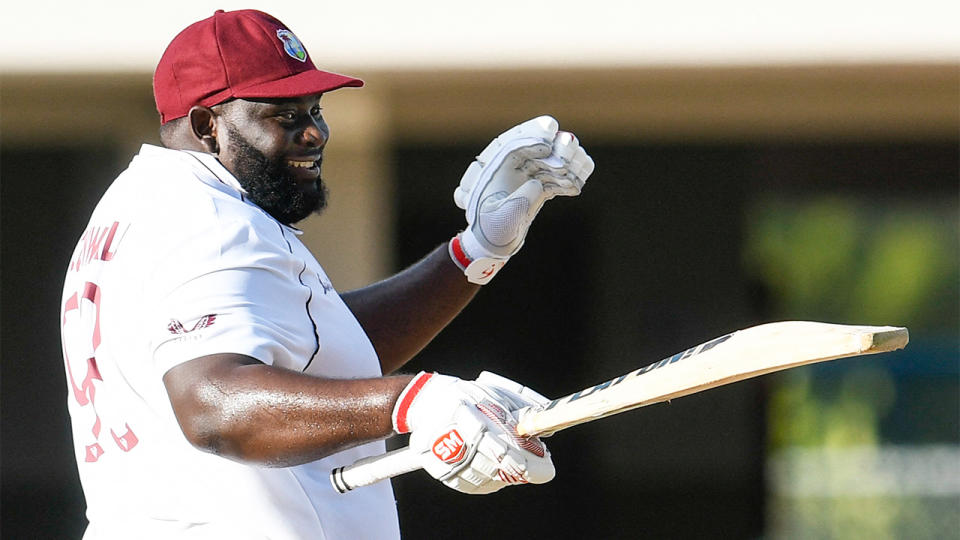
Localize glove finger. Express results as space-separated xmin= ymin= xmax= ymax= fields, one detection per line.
xmin=459 ymin=450 xmax=500 ymax=483
xmin=533 ymin=168 xmax=582 ymax=192
xmin=513 ymin=115 xmax=559 ymax=143
xmin=497 ymin=451 xmax=536 ymax=483
xmin=476 ymin=137 xmax=552 ymax=167
xmin=526 ymin=134 xmax=585 ymax=176
xmin=477 ymin=428 xmax=510 ymax=461
xmin=539 ymin=176 xmax=582 ymax=198
xmin=512 ymin=141 xmax=555 ymax=163
xmin=516 ymin=446 xmax=556 ymax=485
xmin=476 ymin=371 xmax=551 ymax=409
xmin=495 ymin=433 xmax=554 ymax=485
xmin=570 ymin=149 xmax=595 ymax=184
xmin=569 ymin=147 xmax=594 ymax=183
xmin=507 ymin=146 xmax=555 ymax=178
xmin=455 ymin=380 xmax=507 ymax=406
xmin=515 ymin=386 xmax=550 ymax=407
xmin=552 ymin=131 xmax=580 ymax=162
xmin=454 ymin=185 xmax=471 ymax=211
xmin=441 ymin=451 xmax=506 ymax=494
xmin=476 ymin=371 xmax=524 ymax=393
xmin=522 ymin=156 xmax=567 ymax=177
xmin=482 ymin=388 xmax=530 ymax=413
xmin=479 ymin=116 xmax=558 ymax=164
xmin=469 ymin=383 xmax=534 ymax=417
xmin=455 ymin=161 xmax=483 ymax=209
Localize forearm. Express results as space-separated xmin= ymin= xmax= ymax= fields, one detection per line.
xmin=164 ymin=354 xmax=413 ymax=467
xmin=342 ymin=243 xmax=480 ymax=374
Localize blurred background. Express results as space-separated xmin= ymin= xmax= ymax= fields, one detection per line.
xmin=2 ymin=1 xmax=957 ymax=538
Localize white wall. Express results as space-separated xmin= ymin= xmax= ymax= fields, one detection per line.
xmin=2 ymin=0 xmax=957 ymax=72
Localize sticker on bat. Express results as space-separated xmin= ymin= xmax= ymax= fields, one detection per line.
xmin=542 ymin=332 xmax=734 ymax=410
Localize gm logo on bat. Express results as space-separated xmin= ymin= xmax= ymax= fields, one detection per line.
xmin=432 ymin=429 xmax=466 ymax=464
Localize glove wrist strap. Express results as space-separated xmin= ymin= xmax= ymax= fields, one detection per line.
xmin=449 ymin=233 xmax=506 ymax=286
xmin=392 ymin=372 xmax=434 ymax=434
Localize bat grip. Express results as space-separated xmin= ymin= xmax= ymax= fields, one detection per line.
xmin=330 ymin=446 xmax=421 ymax=493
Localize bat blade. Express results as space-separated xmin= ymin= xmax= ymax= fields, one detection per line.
xmin=516 ymin=321 xmax=909 ymax=437
xmin=331 ymin=321 xmax=908 ymax=492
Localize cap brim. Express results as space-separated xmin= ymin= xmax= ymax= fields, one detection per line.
xmin=232 ymin=69 xmax=363 ymax=99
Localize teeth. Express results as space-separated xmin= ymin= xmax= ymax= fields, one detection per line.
xmin=288 ymin=160 xmax=315 ymax=168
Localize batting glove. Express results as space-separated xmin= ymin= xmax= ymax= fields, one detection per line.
xmin=449 ymin=116 xmax=595 ymax=285
xmin=394 ymin=372 xmax=555 ymax=495
xmin=475 ymin=370 xmax=551 ymax=411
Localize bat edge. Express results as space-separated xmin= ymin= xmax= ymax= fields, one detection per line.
xmin=517 ymin=324 xmax=910 ymax=437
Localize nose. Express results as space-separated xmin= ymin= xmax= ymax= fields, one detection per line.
xmin=300 ymin=119 xmax=328 ymax=148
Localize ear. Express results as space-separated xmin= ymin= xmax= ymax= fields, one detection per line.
xmin=188 ymin=106 xmax=220 ymax=154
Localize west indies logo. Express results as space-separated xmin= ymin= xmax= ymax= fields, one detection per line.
xmin=276 ymin=29 xmax=307 ymax=62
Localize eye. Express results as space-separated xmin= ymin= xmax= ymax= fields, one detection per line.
xmin=279 ymin=111 xmax=297 ymax=121
xmin=311 ymin=106 xmax=323 ymax=117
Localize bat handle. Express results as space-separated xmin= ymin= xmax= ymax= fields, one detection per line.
xmin=330 ymin=446 xmax=420 ymax=493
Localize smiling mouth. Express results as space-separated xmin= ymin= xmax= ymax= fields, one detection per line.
xmin=285 ymin=158 xmax=322 ymax=186
xmin=287 ymin=159 xmax=317 ymax=168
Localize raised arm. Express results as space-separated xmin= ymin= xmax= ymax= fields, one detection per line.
xmin=162 ymin=116 xmax=592 ymax=487
xmin=341 ymin=246 xmax=479 ymax=375
xmin=345 ymin=116 xmax=594 ymax=375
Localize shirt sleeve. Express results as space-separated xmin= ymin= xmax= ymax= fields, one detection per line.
xmin=147 ymin=216 xmax=315 ymax=375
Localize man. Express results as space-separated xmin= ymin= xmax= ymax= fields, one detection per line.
xmin=60 ymin=9 xmax=593 ymax=539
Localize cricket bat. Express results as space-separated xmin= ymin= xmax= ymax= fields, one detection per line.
xmin=330 ymin=321 xmax=909 ymax=493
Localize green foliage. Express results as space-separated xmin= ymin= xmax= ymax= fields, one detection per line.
xmin=744 ymin=197 xmax=958 ymax=330
xmin=769 ymin=367 xmax=897 ymax=450
xmin=749 ymin=194 xmax=958 ymax=449
xmin=749 ymin=195 xmax=960 ymax=539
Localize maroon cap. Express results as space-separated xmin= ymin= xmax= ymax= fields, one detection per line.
xmin=153 ymin=9 xmax=363 ymax=124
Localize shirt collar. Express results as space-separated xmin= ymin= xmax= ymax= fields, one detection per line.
xmin=136 ymin=144 xmax=304 ymax=235
xmin=181 ymin=149 xmax=248 ymax=196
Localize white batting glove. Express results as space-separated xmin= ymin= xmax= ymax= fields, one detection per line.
xmin=392 ymin=372 xmax=484 ymax=434
xmin=449 ymin=116 xmax=595 ymax=285
xmin=475 ymin=371 xmax=551 ymax=412
xmin=474 ymin=371 xmax=564 ymax=436
xmin=394 ymin=372 xmax=555 ymax=495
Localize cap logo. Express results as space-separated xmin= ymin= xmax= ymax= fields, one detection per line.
xmin=276 ymin=29 xmax=307 ymax=62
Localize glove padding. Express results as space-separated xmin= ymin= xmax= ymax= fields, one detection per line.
xmin=450 ymin=115 xmax=595 ymax=285
xmin=475 ymin=370 xmax=551 ymax=412
xmin=394 ymin=372 xmax=555 ymax=494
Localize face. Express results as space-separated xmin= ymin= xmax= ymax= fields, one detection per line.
xmin=212 ymin=94 xmax=329 ymax=224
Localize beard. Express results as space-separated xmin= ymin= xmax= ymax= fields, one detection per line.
xmin=223 ymin=124 xmax=328 ymax=225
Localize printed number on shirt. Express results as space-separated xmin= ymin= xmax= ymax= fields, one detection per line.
xmin=61 ymin=282 xmax=138 ymax=462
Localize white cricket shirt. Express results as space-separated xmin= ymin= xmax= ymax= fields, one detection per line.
xmin=60 ymin=144 xmax=400 ymax=540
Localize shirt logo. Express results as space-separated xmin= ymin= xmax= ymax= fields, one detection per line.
xmin=276 ymin=29 xmax=308 ymax=62
xmin=167 ymin=314 xmax=217 ymax=335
